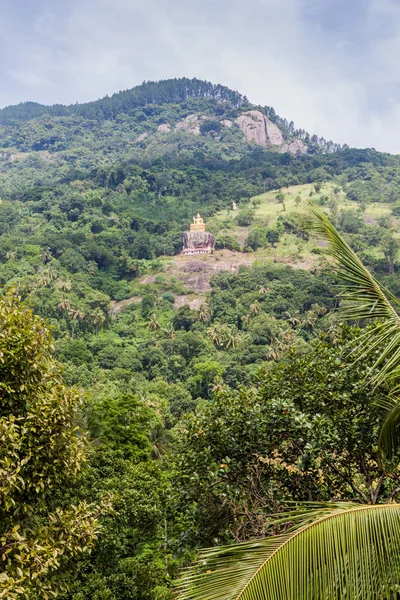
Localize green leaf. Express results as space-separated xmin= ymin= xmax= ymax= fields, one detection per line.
xmin=178 ymin=503 xmax=400 ymax=600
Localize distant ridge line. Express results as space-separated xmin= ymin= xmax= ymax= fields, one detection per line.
xmin=0 ymin=77 xmax=248 ymax=124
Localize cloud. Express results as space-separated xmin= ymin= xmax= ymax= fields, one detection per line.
xmin=1 ymin=0 xmax=400 ymax=152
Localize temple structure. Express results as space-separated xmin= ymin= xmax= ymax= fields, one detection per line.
xmin=182 ymin=213 xmax=215 ymax=255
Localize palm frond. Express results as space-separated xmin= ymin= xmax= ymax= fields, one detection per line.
xmin=307 ymin=204 xmax=400 ymax=456
xmin=307 ymin=204 xmax=400 ymax=383
xmin=178 ymin=503 xmax=400 ymax=600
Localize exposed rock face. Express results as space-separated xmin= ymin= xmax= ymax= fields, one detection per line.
xmin=172 ymin=110 xmax=307 ymax=155
xmin=265 ymin=119 xmax=284 ymax=146
xmin=281 ymin=139 xmax=308 ymax=155
xmin=175 ymin=114 xmax=201 ymax=135
xmin=158 ymin=123 xmax=171 ymax=133
xmin=235 ymin=110 xmax=283 ymax=147
xmin=182 ymin=230 xmax=215 ymax=254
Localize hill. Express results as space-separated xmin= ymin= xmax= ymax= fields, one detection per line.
xmin=0 ymin=78 xmax=398 ymax=313
xmin=3 ymin=77 xmax=400 ymax=599
xmin=0 ymin=77 xmax=341 ymax=153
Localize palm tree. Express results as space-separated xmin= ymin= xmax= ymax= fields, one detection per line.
xmin=148 ymin=314 xmax=160 ymax=331
xmin=55 ymin=278 xmax=72 ymax=292
xmin=37 ymin=267 xmax=58 ymax=287
xmin=258 ymin=286 xmax=270 ymax=295
xmin=178 ymin=204 xmax=400 ymax=600
xmin=162 ymin=323 xmax=175 ymax=339
xmin=149 ymin=424 xmax=172 ymax=460
xmin=249 ymin=300 xmax=261 ymax=316
xmin=68 ymin=308 xmax=85 ymax=336
xmin=58 ymin=297 xmax=71 ymax=312
xmin=90 ymin=308 xmax=106 ymax=335
xmin=178 ymin=503 xmax=400 ymax=600
xmin=37 ymin=273 xmax=51 ymax=287
xmin=265 ymin=345 xmax=280 ymax=361
xmin=284 ymin=310 xmax=301 ymax=327
xmin=207 ymin=324 xmax=225 ymax=347
xmin=41 ymin=247 xmax=52 ymax=264
xmin=210 ymin=376 xmax=225 ymax=395
xmin=6 ymin=250 xmax=16 ymax=260
xmin=221 ymin=326 xmax=242 ymax=349
xmin=300 ymin=308 xmax=318 ymax=331
xmin=241 ymin=314 xmax=252 ymax=327
xmin=198 ymin=303 xmax=210 ymax=322
xmin=46 ymin=267 xmax=58 ymax=282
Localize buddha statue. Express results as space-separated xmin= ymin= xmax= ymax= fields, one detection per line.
xmin=190 ymin=213 xmax=206 ymax=232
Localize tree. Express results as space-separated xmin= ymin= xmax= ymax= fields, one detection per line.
xmin=236 ymin=208 xmax=255 ymax=227
xmin=148 ymin=313 xmax=160 ymax=331
xmin=200 ymin=120 xmax=222 ymax=135
xmin=68 ymin=307 xmax=85 ymax=337
xmin=62 ymin=451 xmax=174 ymax=600
xmin=163 ymin=323 xmax=175 ymax=339
xmin=0 ymin=294 xmax=101 ymax=599
xmin=207 ymin=323 xmax=225 ymax=347
xmin=198 ymin=304 xmax=210 ymax=323
xmin=265 ymin=228 xmax=280 ymax=247
xmin=55 ymin=278 xmax=72 ymax=292
xmin=249 ymin=300 xmax=261 ymax=316
xmin=58 ymin=296 xmax=72 ymax=312
xmin=244 ymin=227 xmax=266 ymax=251
xmin=382 ymin=231 xmax=399 ymax=274
xmin=89 ymin=307 xmax=106 ymax=334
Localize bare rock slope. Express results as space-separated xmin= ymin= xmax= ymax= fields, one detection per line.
xmin=236 ymin=110 xmax=283 ymax=146
xmin=236 ymin=110 xmax=307 ymax=154
xmin=158 ymin=109 xmax=308 ymax=155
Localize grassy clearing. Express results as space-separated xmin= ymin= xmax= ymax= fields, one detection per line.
xmin=212 ymin=182 xmax=396 ymax=239
xmin=207 ymin=182 xmax=399 ymax=274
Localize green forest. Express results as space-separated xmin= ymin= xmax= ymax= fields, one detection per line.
xmin=3 ymin=78 xmax=400 ymax=599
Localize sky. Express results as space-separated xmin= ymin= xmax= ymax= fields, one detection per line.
xmin=1 ymin=0 xmax=400 ymax=152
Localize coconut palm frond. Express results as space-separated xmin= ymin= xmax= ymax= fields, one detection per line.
xmin=178 ymin=503 xmax=400 ymax=600
xmin=308 ymin=204 xmax=400 ymax=456
xmin=307 ymin=204 xmax=400 ymax=389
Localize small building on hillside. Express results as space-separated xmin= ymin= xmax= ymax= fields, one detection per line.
xmin=182 ymin=213 xmax=215 ymax=255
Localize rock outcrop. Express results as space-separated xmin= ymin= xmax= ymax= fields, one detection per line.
xmin=175 ymin=115 xmax=201 ymax=135
xmin=235 ymin=110 xmax=307 ymax=154
xmin=235 ymin=110 xmax=283 ymax=147
xmin=168 ymin=110 xmax=308 ymax=155
xmin=182 ymin=231 xmax=215 ymax=255
xmin=281 ymin=139 xmax=308 ymax=155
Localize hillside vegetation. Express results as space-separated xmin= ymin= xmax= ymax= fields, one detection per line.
xmin=2 ymin=78 xmax=400 ymax=599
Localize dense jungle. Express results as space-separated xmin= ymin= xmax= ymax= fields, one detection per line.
xmin=3 ymin=78 xmax=400 ymax=599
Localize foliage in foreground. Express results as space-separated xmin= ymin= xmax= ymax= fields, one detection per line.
xmin=178 ymin=503 xmax=400 ymax=600
xmin=0 ymin=294 xmax=102 ymax=599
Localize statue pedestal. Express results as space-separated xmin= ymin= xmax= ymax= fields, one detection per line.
xmin=182 ymin=230 xmax=216 ymax=255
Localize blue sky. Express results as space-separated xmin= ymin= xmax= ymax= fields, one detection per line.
xmin=1 ymin=0 xmax=400 ymax=152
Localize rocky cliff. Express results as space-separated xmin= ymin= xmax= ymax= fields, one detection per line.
xmin=169 ymin=109 xmax=307 ymax=155
xmin=235 ymin=110 xmax=307 ymax=154
xmin=183 ymin=230 xmax=216 ymax=251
